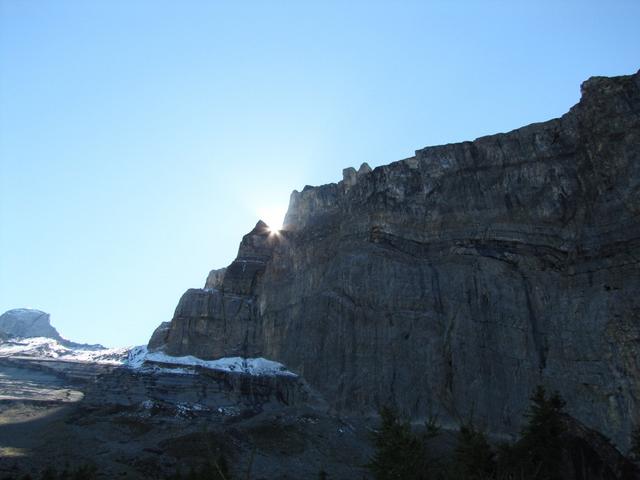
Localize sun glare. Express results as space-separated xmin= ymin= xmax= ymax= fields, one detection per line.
xmin=256 ymin=205 xmax=287 ymax=232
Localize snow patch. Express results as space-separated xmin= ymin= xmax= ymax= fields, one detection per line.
xmin=124 ymin=345 xmax=296 ymax=377
xmin=0 ymin=337 xmax=296 ymax=378
xmin=175 ymin=402 xmax=207 ymax=417
xmin=125 ymin=345 xmax=149 ymax=368
xmin=217 ymin=406 xmax=240 ymax=416
xmin=0 ymin=337 xmax=129 ymax=365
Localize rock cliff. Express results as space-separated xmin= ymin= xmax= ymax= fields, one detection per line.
xmin=152 ymin=71 xmax=640 ymax=449
xmin=0 ymin=308 xmax=61 ymax=340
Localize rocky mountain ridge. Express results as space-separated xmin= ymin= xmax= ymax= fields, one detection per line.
xmin=152 ymin=70 xmax=640 ymax=450
xmin=0 ymin=308 xmax=114 ymax=353
xmin=0 ymin=309 xmax=61 ymax=340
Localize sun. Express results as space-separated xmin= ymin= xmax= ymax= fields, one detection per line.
xmin=266 ymin=225 xmax=280 ymax=236
xmin=256 ymin=205 xmax=287 ymax=232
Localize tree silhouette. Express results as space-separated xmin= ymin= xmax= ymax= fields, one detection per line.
xmin=451 ymin=422 xmax=496 ymax=479
xmin=518 ymin=385 xmax=567 ymax=480
xmin=366 ymin=406 xmax=429 ymax=480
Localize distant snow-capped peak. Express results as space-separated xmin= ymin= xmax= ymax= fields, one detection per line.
xmin=0 ymin=336 xmax=130 ymax=365
xmin=0 ymin=308 xmax=61 ymax=340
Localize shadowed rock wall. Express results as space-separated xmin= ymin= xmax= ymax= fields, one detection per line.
xmin=152 ymin=71 xmax=640 ymax=448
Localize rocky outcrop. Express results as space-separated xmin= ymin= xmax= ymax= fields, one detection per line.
xmin=0 ymin=356 xmax=118 ymax=383
xmin=0 ymin=308 xmax=61 ymax=340
xmin=84 ymin=366 xmax=309 ymax=412
xmin=147 ymin=321 xmax=171 ymax=351
xmin=204 ymin=267 xmax=226 ymax=290
xmin=157 ymin=220 xmax=281 ymax=358
xmin=155 ymin=71 xmax=640 ymax=449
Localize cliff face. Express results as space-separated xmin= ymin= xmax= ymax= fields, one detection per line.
xmin=152 ymin=71 xmax=640 ymax=448
xmin=0 ymin=309 xmax=61 ymax=340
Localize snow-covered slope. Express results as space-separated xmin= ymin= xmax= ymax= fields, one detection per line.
xmin=0 ymin=307 xmax=294 ymax=376
xmin=0 ymin=337 xmax=296 ymax=377
xmin=0 ymin=337 xmax=130 ymax=364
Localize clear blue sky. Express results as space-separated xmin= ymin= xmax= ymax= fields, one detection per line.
xmin=1 ymin=1 xmax=638 ymax=347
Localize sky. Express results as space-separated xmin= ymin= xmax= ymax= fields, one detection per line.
xmin=1 ymin=1 xmax=638 ymax=347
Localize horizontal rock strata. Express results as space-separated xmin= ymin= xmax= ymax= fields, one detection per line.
xmin=154 ymin=71 xmax=640 ymax=449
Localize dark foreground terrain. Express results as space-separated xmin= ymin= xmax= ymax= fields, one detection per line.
xmin=0 ymin=359 xmax=375 ymax=479
xmin=0 ymin=359 xmax=638 ymax=480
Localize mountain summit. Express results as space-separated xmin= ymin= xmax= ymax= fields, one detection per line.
xmin=0 ymin=308 xmax=62 ymax=340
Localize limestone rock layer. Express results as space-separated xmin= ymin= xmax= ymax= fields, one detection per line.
xmin=154 ymin=71 xmax=640 ymax=448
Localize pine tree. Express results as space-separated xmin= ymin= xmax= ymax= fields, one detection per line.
xmin=213 ymin=454 xmax=231 ymax=480
xmin=57 ymin=466 xmax=70 ymax=480
xmin=518 ymin=385 xmax=567 ymax=480
xmin=630 ymin=425 xmax=640 ymax=460
xmin=451 ymin=423 xmax=496 ymax=479
xmin=70 ymin=465 xmax=97 ymax=480
xmin=185 ymin=466 xmax=198 ymax=480
xmin=495 ymin=440 xmax=524 ymax=479
xmin=424 ymin=415 xmax=441 ymax=439
xmin=366 ymin=406 xmax=428 ymax=480
xmin=38 ymin=468 xmax=57 ymax=480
